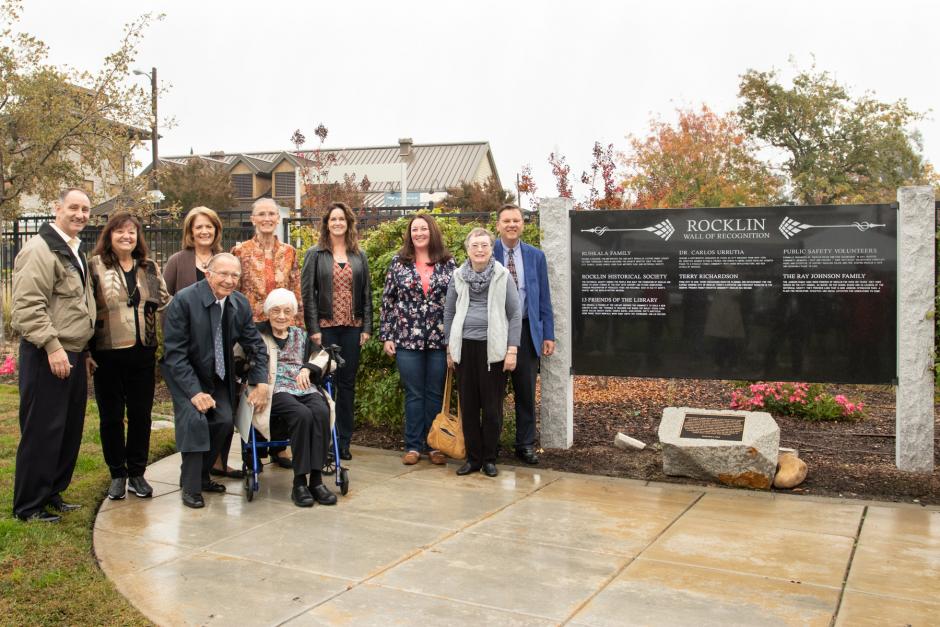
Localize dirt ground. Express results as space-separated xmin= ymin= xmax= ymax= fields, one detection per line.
xmin=356 ymin=376 xmax=940 ymax=506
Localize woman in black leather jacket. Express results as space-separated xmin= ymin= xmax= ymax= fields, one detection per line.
xmin=301 ymin=202 xmax=372 ymax=460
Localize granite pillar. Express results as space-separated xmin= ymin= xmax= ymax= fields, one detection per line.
xmin=896 ymin=186 xmax=936 ymax=472
xmin=538 ymin=197 xmax=574 ymax=449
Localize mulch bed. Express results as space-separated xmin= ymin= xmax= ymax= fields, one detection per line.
xmin=356 ymin=376 xmax=940 ymax=506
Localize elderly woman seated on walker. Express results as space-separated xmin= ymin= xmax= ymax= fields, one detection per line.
xmin=250 ymin=288 xmax=337 ymax=507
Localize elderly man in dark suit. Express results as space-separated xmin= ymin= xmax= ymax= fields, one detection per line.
xmin=492 ymin=204 xmax=555 ymax=465
xmin=161 ymin=253 xmax=269 ymax=509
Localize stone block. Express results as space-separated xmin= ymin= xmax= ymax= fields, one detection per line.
xmin=151 ymin=420 xmax=174 ymax=431
xmin=614 ymin=432 xmax=646 ymax=450
xmin=658 ymin=407 xmax=780 ymax=489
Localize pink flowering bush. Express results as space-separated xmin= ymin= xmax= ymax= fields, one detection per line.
xmin=0 ymin=355 xmax=16 ymax=377
xmin=730 ymin=381 xmax=864 ymax=421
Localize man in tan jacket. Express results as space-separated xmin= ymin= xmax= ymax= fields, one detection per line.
xmin=11 ymin=188 xmax=96 ymax=522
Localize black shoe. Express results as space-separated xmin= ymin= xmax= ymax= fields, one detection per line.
xmin=48 ymin=496 xmax=82 ymax=512
xmin=275 ymin=455 xmax=294 ymax=469
xmin=210 ymin=466 xmax=245 ymax=479
xmin=339 ymin=447 xmax=352 ymax=461
xmin=107 ymin=478 xmax=127 ymax=500
xmin=291 ymin=485 xmax=314 ymax=507
xmin=181 ymin=492 xmax=204 ymax=509
xmin=482 ymin=463 xmax=499 ymax=477
xmin=128 ymin=476 xmax=153 ymax=498
xmin=515 ymin=447 xmax=539 ymax=465
xmin=17 ymin=509 xmax=61 ymax=522
xmin=456 ymin=462 xmax=480 ymax=476
xmin=312 ymin=484 xmax=337 ymax=505
xmin=201 ymin=480 xmax=226 ymax=493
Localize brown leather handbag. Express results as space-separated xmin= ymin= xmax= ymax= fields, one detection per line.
xmin=427 ymin=368 xmax=465 ymax=459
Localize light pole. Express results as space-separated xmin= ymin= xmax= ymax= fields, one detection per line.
xmin=132 ymin=67 xmax=158 ymax=191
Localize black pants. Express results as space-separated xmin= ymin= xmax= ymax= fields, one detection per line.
xmin=93 ymin=345 xmax=157 ymax=478
xmin=456 ymin=339 xmax=507 ymax=467
xmin=270 ymin=391 xmax=331 ymax=475
xmin=508 ymin=321 xmax=539 ymax=449
xmin=180 ymin=379 xmax=234 ymax=495
xmin=320 ymin=325 xmax=361 ymax=448
xmin=13 ymin=340 xmax=88 ymax=518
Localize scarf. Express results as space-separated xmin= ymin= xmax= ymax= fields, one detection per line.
xmin=459 ymin=257 xmax=495 ymax=294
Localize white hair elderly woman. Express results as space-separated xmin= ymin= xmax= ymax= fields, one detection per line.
xmin=252 ymin=288 xmax=337 ymax=507
xmin=443 ymin=228 xmax=521 ymax=478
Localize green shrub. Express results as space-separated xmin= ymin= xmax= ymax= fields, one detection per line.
xmin=349 ymin=210 xmax=540 ymax=430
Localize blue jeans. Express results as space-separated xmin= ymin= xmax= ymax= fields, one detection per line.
xmin=396 ymin=348 xmax=447 ymax=452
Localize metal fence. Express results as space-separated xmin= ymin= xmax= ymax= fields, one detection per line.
xmin=0 ymin=206 xmax=533 ymax=299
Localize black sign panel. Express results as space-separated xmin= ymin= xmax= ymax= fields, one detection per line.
xmin=680 ymin=414 xmax=746 ymax=441
xmin=571 ymin=205 xmax=897 ymax=383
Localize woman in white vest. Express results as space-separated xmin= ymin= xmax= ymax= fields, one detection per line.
xmin=444 ymin=228 xmax=521 ymax=478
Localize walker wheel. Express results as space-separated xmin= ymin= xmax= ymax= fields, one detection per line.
xmin=243 ymin=464 xmax=253 ymax=502
xmin=338 ymin=468 xmax=349 ymax=496
xmin=323 ymin=452 xmax=336 ymax=476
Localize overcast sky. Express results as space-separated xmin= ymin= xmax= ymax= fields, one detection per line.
xmin=16 ymin=0 xmax=939 ymax=207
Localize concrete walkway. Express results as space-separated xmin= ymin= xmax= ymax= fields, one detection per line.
xmin=93 ymin=446 xmax=940 ymax=626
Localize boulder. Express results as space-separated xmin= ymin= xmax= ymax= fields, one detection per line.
xmin=658 ymin=407 xmax=780 ymax=489
xmin=773 ymin=452 xmax=808 ymax=489
xmin=151 ymin=419 xmax=175 ymax=431
xmin=614 ymin=433 xmax=646 ymax=450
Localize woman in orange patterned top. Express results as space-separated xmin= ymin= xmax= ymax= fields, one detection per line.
xmin=232 ymin=198 xmax=304 ymax=468
xmin=301 ymin=202 xmax=372 ymax=461
xmin=231 ymin=199 xmax=303 ymax=325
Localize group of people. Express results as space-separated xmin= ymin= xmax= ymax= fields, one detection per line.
xmin=9 ymin=188 xmax=554 ymax=522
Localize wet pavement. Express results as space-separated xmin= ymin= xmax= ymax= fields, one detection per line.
xmin=93 ymin=446 xmax=940 ymax=626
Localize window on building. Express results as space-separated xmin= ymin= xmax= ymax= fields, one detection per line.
xmin=231 ymin=173 xmax=253 ymax=198
xmin=274 ymin=172 xmax=295 ymax=198
xmin=81 ymin=179 xmax=95 ymax=195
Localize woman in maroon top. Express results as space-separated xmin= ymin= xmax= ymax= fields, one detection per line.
xmin=301 ymin=202 xmax=372 ymax=460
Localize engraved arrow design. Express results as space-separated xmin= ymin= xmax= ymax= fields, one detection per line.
xmin=581 ymin=219 xmax=675 ymax=241
xmin=779 ymin=217 xmax=886 ymax=239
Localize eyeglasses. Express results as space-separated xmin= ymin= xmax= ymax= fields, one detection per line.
xmin=468 ymin=242 xmax=491 ymax=250
xmin=209 ymin=270 xmax=241 ymax=280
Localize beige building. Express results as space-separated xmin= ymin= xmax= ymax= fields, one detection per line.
xmin=141 ymin=138 xmax=501 ymax=210
xmin=19 ymin=137 xmax=143 ymax=216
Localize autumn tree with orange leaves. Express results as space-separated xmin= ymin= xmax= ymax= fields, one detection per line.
xmin=621 ymin=106 xmax=782 ymax=209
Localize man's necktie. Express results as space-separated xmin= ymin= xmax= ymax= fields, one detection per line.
xmin=214 ymin=303 xmax=225 ymax=379
xmin=506 ymin=248 xmax=519 ymax=288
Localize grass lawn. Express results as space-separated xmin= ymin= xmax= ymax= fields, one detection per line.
xmin=0 ymin=383 xmax=176 ymax=625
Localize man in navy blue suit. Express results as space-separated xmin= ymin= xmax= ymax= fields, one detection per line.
xmin=492 ymin=204 xmax=555 ymax=464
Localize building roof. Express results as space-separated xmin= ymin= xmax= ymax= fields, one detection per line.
xmin=142 ymin=141 xmax=500 ymax=195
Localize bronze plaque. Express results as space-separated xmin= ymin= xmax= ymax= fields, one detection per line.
xmin=680 ymin=413 xmax=746 ymax=441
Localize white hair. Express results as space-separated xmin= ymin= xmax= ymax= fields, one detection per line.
xmin=206 ymin=252 xmax=241 ymax=271
xmin=263 ymin=288 xmax=298 ymax=315
xmin=252 ymin=198 xmax=279 ymax=213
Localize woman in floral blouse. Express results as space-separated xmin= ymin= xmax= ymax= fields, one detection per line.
xmin=232 ymin=198 xmax=303 ymax=469
xmin=380 ymin=214 xmax=456 ymax=465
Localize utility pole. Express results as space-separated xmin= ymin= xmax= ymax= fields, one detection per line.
xmin=134 ymin=67 xmax=159 ymax=190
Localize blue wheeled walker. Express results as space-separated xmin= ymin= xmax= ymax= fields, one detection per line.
xmin=239 ymin=344 xmax=350 ymax=501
